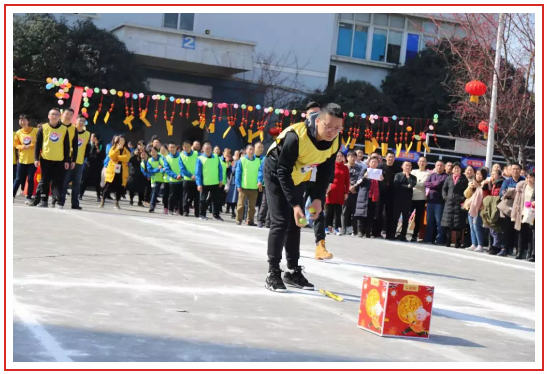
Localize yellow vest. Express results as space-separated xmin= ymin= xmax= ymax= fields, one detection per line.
xmin=15 ymin=127 xmax=38 ymax=164
xmin=41 ymin=124 xmax=68 ymax=161
xmin=13 ymin=132 xmax=16 ymax=165
xmin=267 ymin=121 xmax=339 ymax=186
xmin=76 ymin=130 xmax=90 ymax=165
xmin=64 ymin=123 xmax=76 ymax=157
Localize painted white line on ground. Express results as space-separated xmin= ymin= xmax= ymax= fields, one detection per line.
xmin=12 ymin=298 xmax=74 ymax=362
xmin=72 ymin=212 xmax=480 ymax=362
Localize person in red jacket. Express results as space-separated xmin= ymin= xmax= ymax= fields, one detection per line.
xmin=325 ymin=152 xmax=350 ymax=235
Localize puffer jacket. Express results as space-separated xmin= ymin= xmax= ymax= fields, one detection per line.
xmin=481 ymin=195 xmax=502 ymax=232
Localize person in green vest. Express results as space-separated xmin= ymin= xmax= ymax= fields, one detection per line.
xmin=253 ymin=142 xmax=266 ymax=222
xmin=146 ymin=146 xmax=165 ymax=213
xmin=195 ymin=142 xmax=224 ymax=221
xmin=163 ymin=142 xmax=184 ymax=215
xmin=235 ymin=144 xmax=263 ymax=226
xmin=180 ymin=140 xmax=200 ymax=217
xmin=160 ymin=145 xmax=170 ymax=214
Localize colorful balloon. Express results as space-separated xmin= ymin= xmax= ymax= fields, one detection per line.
xmin=123 ymin=92 xmax=129 ymax=98
xmin=133 ymin=94 xmax=138 ymax=100
xmin=169 ymin=96 xmax=175 ymax=102
xmin=392 ymin=115 xmax=397 ymax=120
xmin=429 ymin=125 xmax=434 ymax=130
xmin=86 ymin=88 xmax=92 ymax=96
xmin=58 ymin=100 xmax=64 ymax=105
xmin=399 ymin=120 xmax=404 ymax=125
xmin=175 ymin=98 xmax=181 ymax=104
xmin=348 ymin=112 xmax=354 ymax=118
xmin=83 ymin=102 xmax=90 ymax=108
xmin=284 ymin=110 xmax=289 ymax=116
xmin=248 ymin=106 xmax=253 ymax=111
xmin=292 ymin=110 xmax=297 ymax=115
xmin=160 ymin=95 xmax=166 ymax=101
xmin=45 ymin=83 xmax=53 ymax=90
xmin=301 ymin=113 xmax=306 ymax=118
xmin=406 ymin=126 xmax=412 ymax=132
xmin=434 ymin=114 xmax=439 ymax=119
xmin=110 ymin=89 xmax=116 ymax=95
xmin=46 ymin=77 xmax=53 ymax=83
xmin=241 ymin=104 xmax=247 ymax=109
xmin=63 ymin=94 xmax=69 ymax=99
xmin=185 ymin=98 xmax=191 ymax=104
xmin=264 ymin=108 xmax=269 ymax=113
xmin=433 ymin=118 xmax=438 ymax=124
xmin=102 ymin=89 xmax=108 ymax=95
xmin=197 ymin=101 xmax=203 ymax=107
xmin=256 ymin=104 xmax=261 ymax=110
xmin=139 ymin=93 xmax=145 ymax=99
xmin=207 ymin=102 xmax=213 ymax=108
xmin=274 ymin=109 xmax=279 ymax=115
xmin=82 ymin=92 xmax=88 ymax=98
xmin=82 ymin=108 xmax=88 ymax=113
xmin=94 ymin=87 xmax=100 ymax=93
xmin=361 ymin=113 xmax=366 ymax=118
xmin=370 ymin=119 xmax=375 ymax=124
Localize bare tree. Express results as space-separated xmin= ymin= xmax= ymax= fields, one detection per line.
xmin=426 ymin=13 xmax=535 ymax=168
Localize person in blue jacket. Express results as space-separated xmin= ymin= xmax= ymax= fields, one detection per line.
xmin=163 ymin=142 xmax=185 ymax=215
xmin=195 ymin=142 xmax=224 ymax=221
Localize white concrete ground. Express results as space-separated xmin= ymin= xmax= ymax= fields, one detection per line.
xmin=11 ymin=196 xmax=536 ymax=362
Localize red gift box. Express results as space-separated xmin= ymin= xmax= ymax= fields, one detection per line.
xmin=357 ymin=275 xmax=435 ymax=339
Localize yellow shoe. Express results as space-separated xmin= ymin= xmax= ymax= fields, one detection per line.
xmin=315 ymin=240 xmax=333 ymax=260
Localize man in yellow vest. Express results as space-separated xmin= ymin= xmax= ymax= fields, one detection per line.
xmin=235 ymin=144 xmax=263 ymax=226
xmin=32 ymin=107 xmax=70 ymax=207
xmin=264 ymin=103 xmax=342 ymax=292
xmin=13 ymin=114 xmax=38 ymax=204
xmin=68 ymin=115 xmax=90 ymax=210
xmin=56 ymin=108 xmax=79 ymax=208
xmin=181 ymin=140 xmax=200 ymax=217
xmin=195 ymin=142 xmax=224 ymax=221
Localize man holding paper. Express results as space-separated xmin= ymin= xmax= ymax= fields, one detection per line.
xmin=353 ymin=156 xmax=385 ymax=238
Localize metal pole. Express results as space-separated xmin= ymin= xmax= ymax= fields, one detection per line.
xmin=485 ymin=13 xmax=505 ymax=170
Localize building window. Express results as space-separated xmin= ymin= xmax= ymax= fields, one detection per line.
xmin=371 ymin=28 xmax=387 ymax=62
xmin=163 ymin=13 xmax=194 ymax=31
xmin=336 ymin=22 xmax=352 ymax=57
xmin=406 ymin=33 xmax=420 ymax=62
xmin=335 ymin=13 xmax=460 ymax=65
xmin=386 ymin=30 xmax=402 ymax=64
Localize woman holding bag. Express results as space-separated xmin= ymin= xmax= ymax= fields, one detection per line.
xmin=464 ymin=168 xmax=490 ymax=252
xmin=511 ymin=172 xmax=535 ymax=260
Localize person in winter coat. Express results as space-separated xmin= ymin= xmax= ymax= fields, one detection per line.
xmin=441 ymin=163 xmax=467 ymax=248
xmin=393 ymin=161 xmax=417 ymax=242
xmin=464 ymin=168 xmax=490 ymax=252
xmin=126 ymin=147 xmax=148 ymax=207
xmin=343 ymin=150 xmax=363 ymax=235
xmin=354 ymin=156 xmax=384 ymax=238
xmin=410 ymin=157 xmax=430 ymax=242
xmin=100 ymin=136 xmax=131 ymax=209
xmin=225 ymin=150 xmax=240 ymax=219
xmin=511 ymin=172 xmax=535 ymax=260
xmin=80 ymin=133 xmax=105 ymax=202
xmin=325 ymin=152 xmax=350 ymax=235
xmin=424 ymin=161 xmax=448 ymax=244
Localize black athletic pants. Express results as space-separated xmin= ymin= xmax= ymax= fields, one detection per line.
xmin=265 ymin=171 xmax=304 ymax=270
xmin=411 ymin=200 xmax=426 ymax=239
xmin=183 ymin=180 xmax=199 ymax=217
xmin=200 ymin=185 xmax=220 ymax=217
xmin=34 ymin=159 xmax=65 ymax=204
xmin=325 ymin=204 xmax=342 ymax=229
xmin=304 ymin=182 xmax=326 ymax=244
xmin=168 ymin=182 xmax=183 ymax=213
xmin=342 ymin=193 xmax=358 ymax=233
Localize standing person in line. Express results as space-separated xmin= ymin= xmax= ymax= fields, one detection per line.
xmin=127 ymin=143 xmax=148 ymax=207
xmin=379 ymin=151 xmax=397 ymax=240
xmin=445 ymin=162 xmax=454 ymax=175
xmin=192 ymin=140 xmax=201 ymax=154
xmin=325 ymin=151 xmax=350 ymax=235
xmin=13 ymin=114 xmax=38 ymax=204
xmin=219 ymin=148 xmax=231 ymax=212
xmin=163 ymin=142 xmax=184 ymax=216
xmin=13 ymin=131 xmax=17 ymax=184
xmin=462 ymin=165 xmax=476 ymax=247
xmin=225 ymin=150 xmax=240 ymax=219
xmin=482 ymin=168 xmax=504 ymax=254
xmin=159 ymin=145 xmax=170 ymax=214
xmin=393 ymin=161 xmax=417 ymax=242
xmin=301 ymin=101 xmax=333 ymax=260
xmin=68 ymin=115 xmax=90 ymax=210
xmin=441 ymin=163 xmax=467 ymax=248
xmin=253 ymin=141 xmax=265 ymax=221
xmin=424 ymin=161 xmax=448 ymax=244
xmin=147 ymin=146 xmax=165 ymax=213
xmin=181 ymin=140 xmax=200 ymax=217
xmin=213 ymin=145 xmax=221 ymax=156
xmin=32 ymin=108 xmax=70 ymax=208
xmin=354 ymin=156 xmax=384 ymax=238
xmin=57 ymin=108 xmax=78 ymax=208
xmin=342 ymin=150 xmax=362 ymax=236
xmin=355 ymin=149 xmax=366 ymax=167
xmin=511 ymin=172 xmax=535 ymax=260
xmin=80 ymin=133 xmax=105 ymax=202
xmin=464 ymin=168 xmax=490 ymax=252
xmin=497 ymin=163 xmax=525 ymax=256
xmin=257 ymin=156 xmax=271 ymax=228
xmin=410 ymin=157 xmax=430 ymax=242
xmin=235 ymin=144 xmax=263 ymax=226
xmin=100 ymin=136 xmax=131 ymax=209
xmin=195 ymin=142 xmax=224 ymax=221
xmin=263 ymin=103 xmax=341 ymax=292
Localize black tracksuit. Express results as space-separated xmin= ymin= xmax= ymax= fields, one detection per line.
xmin=264 ymin=114 xmax=339 ymax=270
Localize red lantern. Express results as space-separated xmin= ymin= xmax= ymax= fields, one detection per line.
xmin=269 ymin=127 xmax=281 ymax=137
xmin=478 ymin=120 xmax=497 ymax=139
xmin=465 ymin=80 xmax=487 ymax=103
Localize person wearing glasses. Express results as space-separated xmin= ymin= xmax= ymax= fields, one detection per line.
xmin=263 ymin=103 xmax=342 ymax=293
xmin=32 ymin=107 xmax=70 ymax=207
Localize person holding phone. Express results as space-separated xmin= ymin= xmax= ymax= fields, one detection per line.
xmin=263 ymin=103 xmax=342 ymax=293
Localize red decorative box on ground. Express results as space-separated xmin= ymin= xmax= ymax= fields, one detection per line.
xmin=358 ymin=276 xmax=435 ymax=339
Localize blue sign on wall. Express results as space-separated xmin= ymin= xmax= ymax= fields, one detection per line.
xmin=182 ymin=35 xmax=196 ymax=50
xmin=395 ymin=150 xmax=420 ymax=163
xmin=461 ymin=157 xmax=486 ymax=169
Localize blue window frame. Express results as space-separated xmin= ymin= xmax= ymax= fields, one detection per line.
xmin=337 ymin=23 xmax=352 ymax=57
xmin=406 ymin=33 xmax=420 ymax=62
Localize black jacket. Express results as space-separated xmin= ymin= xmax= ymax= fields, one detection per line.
xmin=264 ymin=113 xmax=340 ymax=207
xmin=393 ymin=172 xmax=417 ymax=204
xmin=441 ymin=175 xmax=468 ymax=230
xmin=354 ymin=167 xmax=384 ymax=218
xmin=380 ymin=163 xmax=397 ymax=196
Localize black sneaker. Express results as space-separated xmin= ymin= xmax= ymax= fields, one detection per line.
xmin=214 ymin=216 xmax=224 ymax=222
xmin=258 ymin=222 xmax=263 ymax=228
xmin=265 ymin=269 xmax=287 ymax=293
xmin=410 ymin=237 xmax=418 ymax=242
xmin=149 ymin=208 xmax=155 ymax=213
xmin=231 ymin=213 xmax=236 ymax=219
xmin=71 ymin=206 xmax=82 ymax=210
xmin=283 ymin=266 xmax=314 ymax=290
xmin=184 ymin=212 xmax=189 ymax=217
xmin=247 ymin=222 xmax=257 ymax=226
xmin=51 ymin=200 xmax=56 ymax=208
xmin=38 ymin=201 xmax=48 ymax=208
